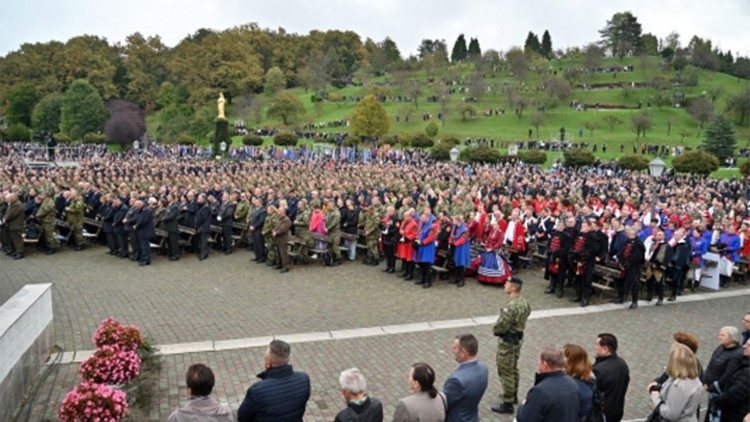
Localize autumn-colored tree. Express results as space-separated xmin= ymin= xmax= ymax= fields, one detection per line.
xmin=351 ymin=95 xmax=390 ymax=138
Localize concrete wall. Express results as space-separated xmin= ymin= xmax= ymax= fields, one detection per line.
xmin=0 ymin=283 xmax=53 ymax=422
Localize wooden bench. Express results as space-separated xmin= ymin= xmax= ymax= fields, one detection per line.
xmin=150 ymin=228 xmax=168 ymax=250
xmin=232 ymin=222 xmax=249 ymax=246
xmin=431 ymin=249 xmax=452 ymax=282
xmin=178 ymin=225 xmax=196 ymax=247
xmin=83 ymin=217 xmax=102 ymax=239
xmin=55 ymin=219 xmax=73 ymax=242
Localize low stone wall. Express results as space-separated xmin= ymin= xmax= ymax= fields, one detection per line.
xmin=0 ymin=283 xmax=54 ymax=421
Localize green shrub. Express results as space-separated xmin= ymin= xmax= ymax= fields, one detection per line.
xmin=343 ymin=135 xmax=359 ymax=147
xmin=83 ymin=132 xmax=107 ymax=144
xmin=461 ymin=145 xmax=503 ymax=163
xmin=273 ymin=132 xmax=298 ymax=146
xmin=425 ymin=120 xmax=439 ymax=138
xmin=439 ymin=136 xmax=460 ymax=147
xmin=53 ymin=132 xmax=72 ymax=144
xmin=617 ymin=154 xmax=650 ymax=171
xmin=379 ymin=134 xmax=399 ymax=146
xmin=176 ymin=134 xmax=196 ymax=145
xmin=431 ymin=142 xmax=452 ymax=161
xmin=563 ymin=148 xmax=596 ymax=167
xmin=518 ymin=150 xmax=547 ymax=165
xmin=672 ymin=151 xmax=719 ymax=175
xmin=4 ymin=123 xmax=31 ymax=142
xmin=411 ymin=133 xmax=434 ymax=149
xmin=740 ymin=160 xmax=750 ymax=177
xmin=242 ymin=134 xmax=263 ymax=146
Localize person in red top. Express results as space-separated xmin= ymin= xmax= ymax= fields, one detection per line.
xmin=473 ymin=220 xmax=513 ymax=284
xmin=740 ymin=221 xmax=750 ymax=263
xmin=397 ymin=208 xmax=418 ymax=280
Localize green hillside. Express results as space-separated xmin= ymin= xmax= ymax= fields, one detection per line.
xmin=149 ymin=56 xmax=750 ymax=163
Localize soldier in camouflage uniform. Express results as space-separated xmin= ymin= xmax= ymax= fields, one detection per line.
xmin=65 ymin=189 xmax=85 ymax=250
xmin=35 ymin=190 xmax=60 ymax=254
xmin=361 ymin=205 xmax=380 ymax=265
xmin=262 ymin=204 xmax=278 ymax=266
xmin=234 ymin=193 xmax=251 ymax=248
xmin=324 ymin=199 xmax=342 ymax=265
xmin=491 ymin=276 xmax=531 ymax=415
xmin=293 ymin=199 xmax=312 ymax=263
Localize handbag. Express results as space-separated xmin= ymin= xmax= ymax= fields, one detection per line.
xmin=645 ymin=401 xmax=663 ymax=422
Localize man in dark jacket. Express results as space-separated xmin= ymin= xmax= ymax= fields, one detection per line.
xmin=713 ymin=338 xmax=749 ymax=422
xmin=668 ymin=228 xmax=692 ymax=301
xmin=162 ymin=195 xmax=181 ymax=261
xmin=112 ymin=198 xmax=129 ymax=258
xmin=132 ymin=200 xmax=155 ymax=266
xmin=194 ymin=194 xmax=212 ymax=261
xmin=98 ymin=195 xmax=115 ymax=255
xmin=443 ymin=334 xmax=488 ymax=422
xmin=569 ymin=220 xmax=600 ymax=307
xmin=334 ymin=368 xmax=383 ymax=422
xmin=516 ymin=346 xmax=580 ymax=422
xmin=249 ymin=197 xmax=267 ymax=263
xmin=616 ymin=227 xmax=646 ymax=309
xmin=593 ymin=333 xmax=630 ymax=422
xmin=237 ymin=340 xmax=310 ymax=422
xmin=217 ymin=192 xmax=235 ymax=254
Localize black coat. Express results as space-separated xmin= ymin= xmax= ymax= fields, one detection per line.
xmin=516 ymin=371 xmax=581 ymax=422
xmin=593 ymin=354 xmax=630 ymax=422
xmin=133 ymin=207 xmax=155 ymax=240
xmin=162 ymin=203 xmax=180 ymax=233
xmin=381 ymin=217 xmax=399 ymax=245
xmin=670 ymin=239 xmax=692 ymax=269
xmin=618 ymin=237 xmax=646 ymax=269
xmin=704 ymin=344 xmax=744 ymax=390
xmin=194 ymin=204 xmax=212 ymax=234
xmin=715 ymin=358 xmax=749 ymax=422
xmin=237 ymin=365 xmax=311 ymax=422
xmin=218 ymin=202 xmax=234 ymax=228
xmin=341 ymin=207 xmax=360 ymax=235
xmin=334 ymin=396 xmax=383 ymax=422
xmin=99 ymin=204 xmax=114 ymax=233
xmin=112 ymin=205 xmax=129 ymax=235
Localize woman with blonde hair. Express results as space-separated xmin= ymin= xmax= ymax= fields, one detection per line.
xmin=563 ymin=344 xmax=597 ymax=421
xmin=647 ymin=342 xmax=702 ymax=422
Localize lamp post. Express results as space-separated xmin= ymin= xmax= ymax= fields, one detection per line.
xmin=649 ymin=157 xmax=666 ymax=177
xmin=132 ymin=140 xmax=139 ymax=151
xmin=219 ymin=141 xmax=227 ymax=160
xmin=449 ymin=147 xmax=459 ymax=162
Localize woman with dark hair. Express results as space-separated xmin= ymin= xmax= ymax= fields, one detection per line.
xmin=563 ymin=344 xmax=597 ymax=421
xmin=393 ymin=363 xmax=446 ymax=422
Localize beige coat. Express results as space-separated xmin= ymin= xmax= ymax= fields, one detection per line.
xmin=392 ymin=391 xmax=446 ymax=422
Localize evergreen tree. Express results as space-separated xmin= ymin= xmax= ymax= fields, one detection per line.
xmin=467 ymin=37 xmax=481 ymax=58
xmin=524 ymin=32 xmax=541 ymax=55
xmin=451 ymin=34 xmax=468 ymax=62
xmin=702 ymin=117 xmax=736 ymax=163
xmin=599 ymin=12 xmax=643 ymax=58
xmin=5 ymin=82 xmax=38 ymax=126
xmin=540 ymin=30 xmax=553 ymax=58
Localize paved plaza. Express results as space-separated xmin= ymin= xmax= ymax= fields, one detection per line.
xmin=1 ymin=248 xmax=747 ymax=421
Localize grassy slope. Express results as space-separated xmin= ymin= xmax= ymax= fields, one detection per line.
xmin=149 ymin=56 xmax=750 ymax=158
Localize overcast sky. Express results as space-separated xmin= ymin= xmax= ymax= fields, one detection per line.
xmin=1 ymin=0 xmax=749 ymax=57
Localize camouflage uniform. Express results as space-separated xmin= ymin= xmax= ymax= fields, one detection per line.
xmin=234 ymin=200 xmax=251 ymax=245
xmin=492 ymin=294 xmax=531 ymax=405
xmin=294 ymin=207 xmax=313 ymax=262
xmin=263 ymin=212 xmax=278 ymax=265
xmin=66 ymin=197 xmax=85 ymax=247
xmin=362 ymin=209 xmax=380 ymax=263
xmin=324 ymin=208 xmax=342 ymax=260
xmin=36 ymin=198 xmax=60 ymax=250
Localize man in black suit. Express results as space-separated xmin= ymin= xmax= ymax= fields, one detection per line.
xmin=132 ymin=200 xmax=155 ymax=266
xmin=162 ymin=194 xmax=181 ymax=261
xmin=194 ymin=194 xmax=212 ymax=260
xmin=217 ymin=192 xmax=235 ymax=254
xmin=593 ymin=333 xmax=630 ymax=422
xmin=112 ymin=197 xmax=129 ymax=258
xmin=249 ymin=196 xmax=267 ymax=262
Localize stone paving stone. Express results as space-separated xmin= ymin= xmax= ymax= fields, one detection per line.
xmin=20 ymin=295 xmax=746 ymax=421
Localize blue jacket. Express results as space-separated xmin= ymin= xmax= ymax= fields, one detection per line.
xmin=516 ymin=371 xmax=580 ymax=422
xmin=451 ymin=224 xmax=471 ymax=267
xmin=237 ymin=364 xmax=311 ymax=422
xmin=443 ymin=359 xmax=488 ymax=422
xmin=690 ymin=235 xmax=708 ymax=267
xmin=414 ymin=215 xmax=439 ymax=264
xmin=719 ymin=233 xmax=741 ymax=262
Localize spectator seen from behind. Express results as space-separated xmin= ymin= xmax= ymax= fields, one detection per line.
xmin=334 ymin=368 xmax=383 ymax=422
xmin=168 ymin=363 xmax=233 ymax=422
xmin=393 ymin=362 xmax=446 ymax=422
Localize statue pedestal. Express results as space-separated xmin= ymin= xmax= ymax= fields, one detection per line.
xmin=213 ymin=118 xmax=229 ymax=158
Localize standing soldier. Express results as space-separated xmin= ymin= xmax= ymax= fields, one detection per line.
xmin=324 ymin=199 xmax=342 ymax=266
xmin=294 ymin=199 xmax=312 ymax=263
xmin=262 ymin=204 xmax=278 ymax=267
xmin=362 ymin=204 xmax=380 ymax=265
xmin=36 ymin=190 xmax=60 ymax=254
xmin=272 ymin=205 xmax=292 ymax=273
xmin=2 ymin=193 xmax=25 ymax=259
xmin=491 ymin=276 xmax=531 ymax=415
xmin=65 ymin=189 xmax=85 ymax=251
xmin=234 ymin=192 xmax=251 ymax=248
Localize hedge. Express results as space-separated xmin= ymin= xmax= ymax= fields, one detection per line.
xmin=242 ymin=134 xmax=263 ymax=146
xmin=672 ymin=151 xmax=719 ymax=175
xmin=273 ymin=132 xmax=298 ymax=146
xmin=617 ymin=154 xmax=650 ymax=171
xmin=518 ymin=150 xmax=547 ymax=165
xmin=563 ymin=148 xmax=596 ymax=167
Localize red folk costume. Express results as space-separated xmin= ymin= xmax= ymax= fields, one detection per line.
xmin=396 ymin=218 xmax=419 ymax=262
xmin=472 ymin=225 xmax=513 ymax=284
xmin=741 ymin=228 xmax=750 ymax=259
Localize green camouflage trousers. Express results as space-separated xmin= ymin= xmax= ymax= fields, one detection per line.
xmin=497 ymin=340 xmax=523 ymax=403
xmin=43 ymin=223 xmax=60 ymax=249
xmin=366 ymin=236 xmax=379 ymax=258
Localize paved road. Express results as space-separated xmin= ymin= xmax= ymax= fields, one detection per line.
xmin=2 ymin=248 xmax=746 ymax=421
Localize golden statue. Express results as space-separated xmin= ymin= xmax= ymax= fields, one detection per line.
xmin=217 ymin=92 xmax=226 ymax=120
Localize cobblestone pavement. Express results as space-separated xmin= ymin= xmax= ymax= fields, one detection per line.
xmin=2 ymin=247 xmax=747 ymax=421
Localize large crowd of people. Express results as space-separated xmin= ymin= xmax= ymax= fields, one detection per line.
xmin=165 ymin=311 xmax=750 ymax=421
xmin=1 ymin=141 xmax=749 ymax=301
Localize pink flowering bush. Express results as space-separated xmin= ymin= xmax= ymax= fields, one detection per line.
xmin=79 ymin=345 xmax=141 ymax=385
xmin=92 ymin=318 xmax=144 ymax=351
xmin=57 ymin=381 xmax=128 ymax=421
